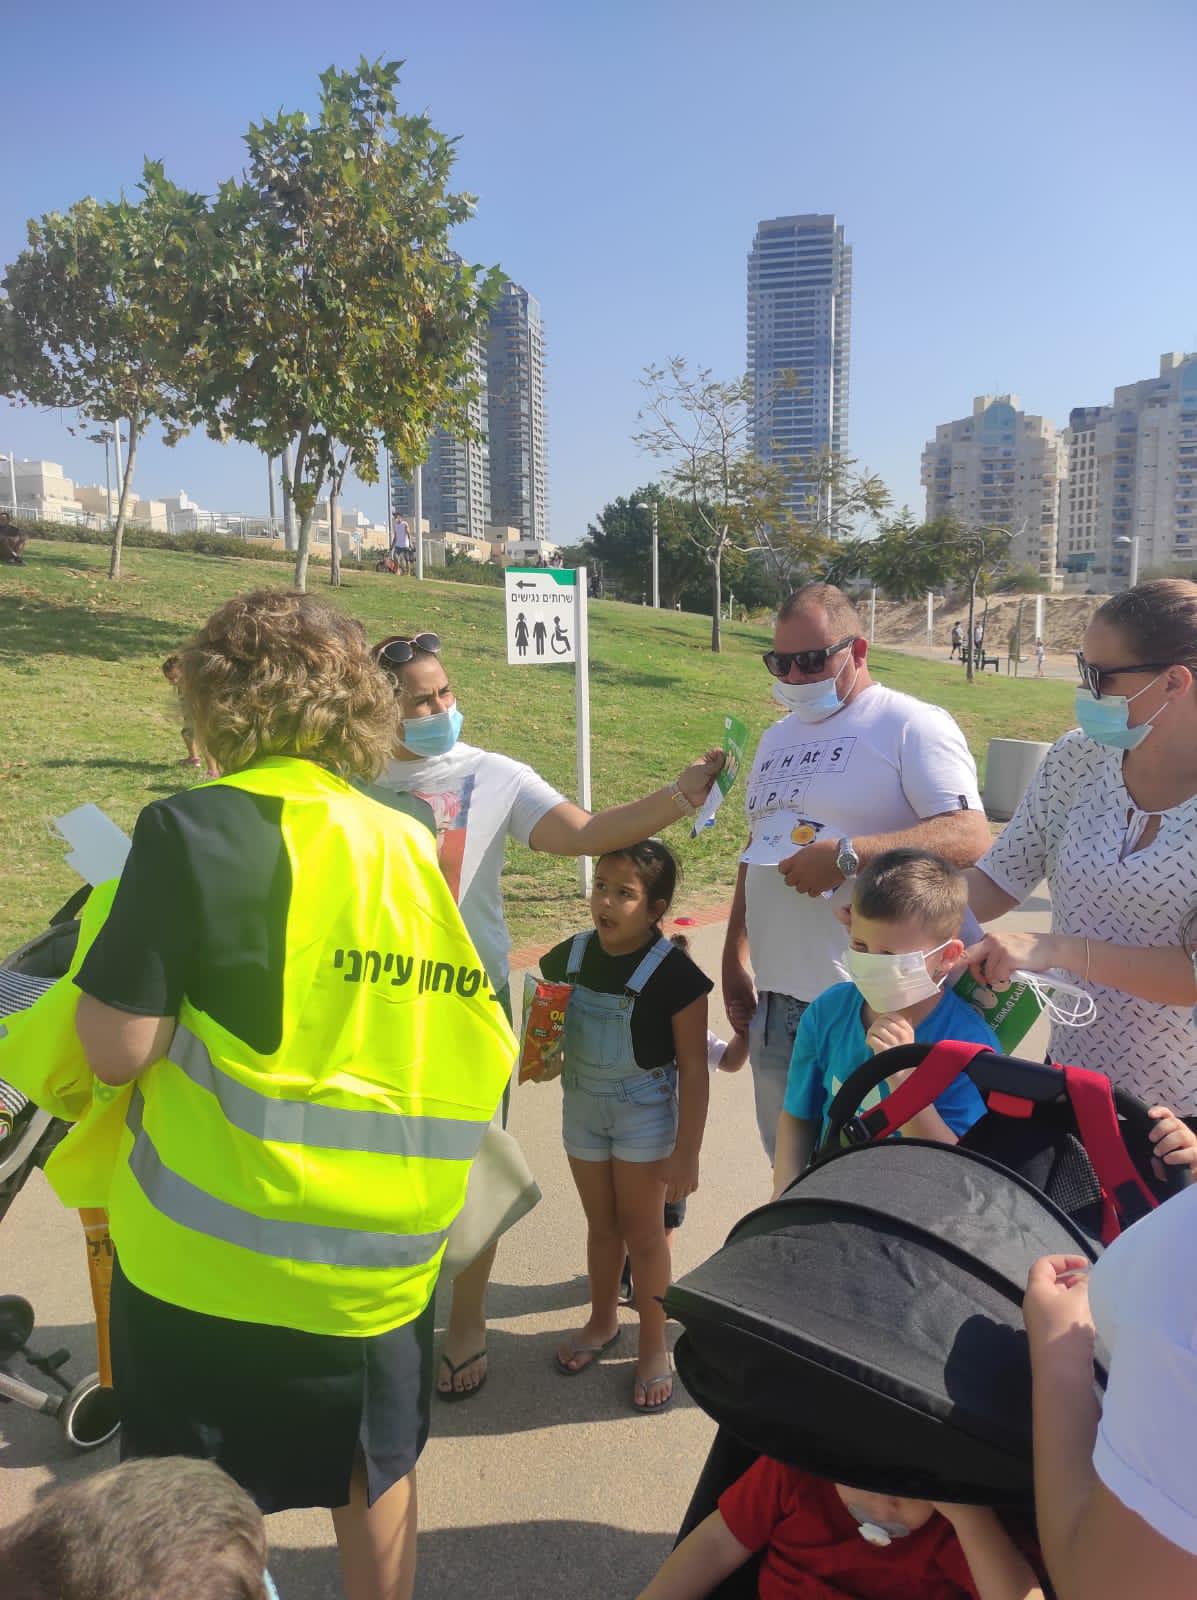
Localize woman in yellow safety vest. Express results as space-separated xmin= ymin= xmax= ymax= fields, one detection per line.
xmin=71 ymin=589 xmax=514 ymax=1600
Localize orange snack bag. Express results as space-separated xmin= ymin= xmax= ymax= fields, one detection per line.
xmin=518 ymin=974 xmax=572 ymax=1084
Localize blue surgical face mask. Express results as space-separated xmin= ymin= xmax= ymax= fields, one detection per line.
xmin=400 ymin=705 xmax=463 ymax=758
xmin=771 ymin=653 xmax=857 ymax=723
xmin=1074 ymin=675 xmax=1167 ymax=750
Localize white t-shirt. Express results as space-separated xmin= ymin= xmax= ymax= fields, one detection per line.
xmin=978 ymin=729 xmax=1197 ymax=1108
xmin=742 ymin=684 xmax=982 ymax=1001
xmin=375 ymin=742 xmax=565 ymax=988
xmin=1089 ymin=1182 xmax=1197 ymax=1555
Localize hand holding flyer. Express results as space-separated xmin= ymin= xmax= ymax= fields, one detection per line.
xmin=692 ymin=714 xmax=749 ymax=837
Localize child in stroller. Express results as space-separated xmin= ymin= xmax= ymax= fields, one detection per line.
xmin=638 ymin=1460 xmax=1042 ymax=1598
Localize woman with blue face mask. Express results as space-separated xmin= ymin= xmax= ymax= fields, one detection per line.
xmin=963 ymin=579 xmax=1197 ymax=1124
xmin=371 ymin=632 xmax=723 ymax=1403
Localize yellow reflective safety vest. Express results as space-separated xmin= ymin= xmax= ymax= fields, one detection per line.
xmin=11 ymin=758 xmax=515 ymax=1338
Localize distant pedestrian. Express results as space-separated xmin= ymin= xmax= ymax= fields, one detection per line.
xmin=0 ymin=508 xmax=28 ymax=566
xmin=1035 ymin=637 xmax=1046 ymax=677
xmin=950 ymin=621 xmax=963 ymax=660
xmin=390 ymin=514 xmax=413 ymax=573
xmin=973 ymin=619 xmax=985 ymax=654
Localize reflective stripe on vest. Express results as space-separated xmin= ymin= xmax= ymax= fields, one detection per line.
xmin=125 ymin=1089 xmax=449 ymax=1269
xmin=167 ymin=1023 xmax=490 ymax=1162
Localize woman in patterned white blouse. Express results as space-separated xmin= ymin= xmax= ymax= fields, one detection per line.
xmin=964 ymin=580 xmax=1197 ymax=1112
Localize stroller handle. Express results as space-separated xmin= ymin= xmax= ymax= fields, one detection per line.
xmin=819 ymin=1042 xmax=1191 ymax=1199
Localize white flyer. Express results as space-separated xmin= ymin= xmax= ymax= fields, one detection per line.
xmin=740 ymin=810 xmax=828 ymax=867
xmin=53 ymin=804 xmax=132 ymax=886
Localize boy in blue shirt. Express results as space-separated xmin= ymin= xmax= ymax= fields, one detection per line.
xmin=772 ymin=848 xmax=996 ymax=1197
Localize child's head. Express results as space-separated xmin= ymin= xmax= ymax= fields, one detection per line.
xmin=161 ymin=653 xmax=182 ymax=683
xmin=851 ymin=849 xmax=966 ymax=958
xmin=0 ymin=1456 xmax=268 ymax=1600
xmin=833 ymin=1482 xmax=938 ymax=1545
xmin=846 ymin=850 xmax=966 ymax=1008
xmin=592 ymin=839 xmax=679 ymax=954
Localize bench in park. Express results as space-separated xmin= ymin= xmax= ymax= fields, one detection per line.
xmin=960 ymin=646 xmax=1000 ymax=673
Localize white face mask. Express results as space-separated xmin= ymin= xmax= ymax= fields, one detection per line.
xmin=1010 ymin=969 xmax=1097 ymax=1029
xmin=841 ymin=941 xmax=950 ymax=1014
xmin=771 ymin=653 xmax=857 ymax=723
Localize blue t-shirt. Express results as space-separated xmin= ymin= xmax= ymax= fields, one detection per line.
xmin=783 ymin=982 xmax=994 ymax=1137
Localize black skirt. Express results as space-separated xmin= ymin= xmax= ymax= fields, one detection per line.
xmin=109 ymin=1255 xmax=435 ymax=1513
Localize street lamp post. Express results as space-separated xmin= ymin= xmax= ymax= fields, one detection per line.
xmin=4 ymin=451 xmax=16 ymax=511
xmin=1114 ymin=534 xmax=1140 ymax=589
xmin=633 ymin=501 xmax=660 ymax=608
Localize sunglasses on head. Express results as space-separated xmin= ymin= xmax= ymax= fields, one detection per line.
xmin=763 ymin=636 xmax=857 ymax=679
xmin=1075 ymin=650 xmax=1174 ymax=700
xmin=379 ymin=633 xmax=441 ymax=668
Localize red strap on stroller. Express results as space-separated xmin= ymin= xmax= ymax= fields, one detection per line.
xmin=854 ymin=1040 xmax=995 ymax=1141
xmin=1062 ymin=1065 xmax=1158 ymax=1244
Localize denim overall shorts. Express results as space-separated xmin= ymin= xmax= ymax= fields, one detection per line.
xmin=560 ymin=931 xmax=679 ymax=1164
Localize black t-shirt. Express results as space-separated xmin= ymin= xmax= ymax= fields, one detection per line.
xmin=75 ymin=780 xmax=435 ymax=1055
xmin=540 ymin=931 xmax=712 ymax=1069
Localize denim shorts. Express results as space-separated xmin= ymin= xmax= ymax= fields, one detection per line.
xmin=562 ymin=1065 xmax=678 ymax=1164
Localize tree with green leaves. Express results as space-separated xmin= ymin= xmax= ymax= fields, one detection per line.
xmin=0 ymin=176 xmax=203 ymax=578
xmin=167 ymin=58 xmax=502 ymax=590
xmin=633 ymin=360 xmax=803 ymax=650
xmin=866 ymin=515 xmax=1014 ymax=683
xmin=755 ymin=449 xmax=891 ymax=594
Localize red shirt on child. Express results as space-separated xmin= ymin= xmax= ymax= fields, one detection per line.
xmin=718 ymin=1458 xmax=980 ymax=1599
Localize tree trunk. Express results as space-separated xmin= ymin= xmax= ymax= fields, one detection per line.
xmin=281 ymin=443 xmax=296 ymax=552
xmin=108 ymin=414 xmax=140 ymax=581
xmin=294 ymin=506 xmax=314 ymax=592
xmin=711 ymin=552 xmax=723 ymax=653
xmin=329 ymin=484 xmax=341 ymax=587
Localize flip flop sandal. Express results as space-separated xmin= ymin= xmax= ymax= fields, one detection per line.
xmin=436 ymin=1349 xmax=488 ymax=1403
xmin=555 ymin=1329 xmax=621 ymax=1377
xmin=632 ymin=1370 xmax=674 ymax=1414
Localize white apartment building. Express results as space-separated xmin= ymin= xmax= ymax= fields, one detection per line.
xmin=921 ymin=396 xmax=1063 ymax=580
xmin=747 ymin=214 xmax=852 ymax=521
xmin=1060 ymin=352 xmax=1197 ymax=589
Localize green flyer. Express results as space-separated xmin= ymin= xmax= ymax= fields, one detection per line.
xmin=693 ymin=714 xmax=749 ymax=837
xmin=954 ymin=970 xmax=1043 ymax=1054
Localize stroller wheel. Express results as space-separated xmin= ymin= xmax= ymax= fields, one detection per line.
xmin=58 ymin=1375 xmax=121 ymax=1451
xmin=0 ymin=1294 xmax=35 ymax=1358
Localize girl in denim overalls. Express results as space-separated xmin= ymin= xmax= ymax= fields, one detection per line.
xmin=546 ymin=842 xmax=711 ymax=1412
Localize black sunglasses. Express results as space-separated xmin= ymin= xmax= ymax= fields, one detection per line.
xmin=1075 ymin=650 xmax=1174 ymax=700
xmin=379 ymin=633 xmax=442 ymax=668
xmin=763 ymin=636 xmax=857 ymax=679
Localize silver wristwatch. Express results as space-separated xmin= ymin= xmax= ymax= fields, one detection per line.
xmin=835 ymin=836 xmax=860 ymax=879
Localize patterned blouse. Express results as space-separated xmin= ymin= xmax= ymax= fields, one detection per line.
xmin=979 ymin=729 xmax=1197 ymax=1109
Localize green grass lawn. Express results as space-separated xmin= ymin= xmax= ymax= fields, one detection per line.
xmin=0 ymin=540 xmax=1077 ymax=956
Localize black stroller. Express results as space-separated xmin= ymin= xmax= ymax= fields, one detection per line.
xmin=0 ymin=892 xmax=121 ymax=1451
xmin=664 ymin=1039 xmax=1188 ymax=1598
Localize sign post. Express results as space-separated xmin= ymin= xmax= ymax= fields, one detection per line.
xmin=505 ymin=565 xmax=593 ymax=894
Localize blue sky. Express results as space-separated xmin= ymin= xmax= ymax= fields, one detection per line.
xmin=2 ymin=0 xmax=1194 ymax=540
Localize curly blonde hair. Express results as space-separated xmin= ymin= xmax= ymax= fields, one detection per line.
xmin=179 ymin=590 xmax=397 ymax=780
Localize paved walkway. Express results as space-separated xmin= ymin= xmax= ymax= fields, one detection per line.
xmin=0 ymin=900 xmax=1050 ymax=1597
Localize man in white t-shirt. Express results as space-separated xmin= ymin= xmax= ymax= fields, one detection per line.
xmin=722 ymin=584 xmax=990 ymax=1159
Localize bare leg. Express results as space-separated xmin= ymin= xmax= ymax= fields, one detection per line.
xmin=331 ymin=1457 xmax=417 ymax=1600
xmin=438 ymin=1240 xmax=498 ymax=1396
xmin=557 ymin=1156 xmax=622 ymax=1371
xmin=614 ymin=1159 xmax=672 ymax=1408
